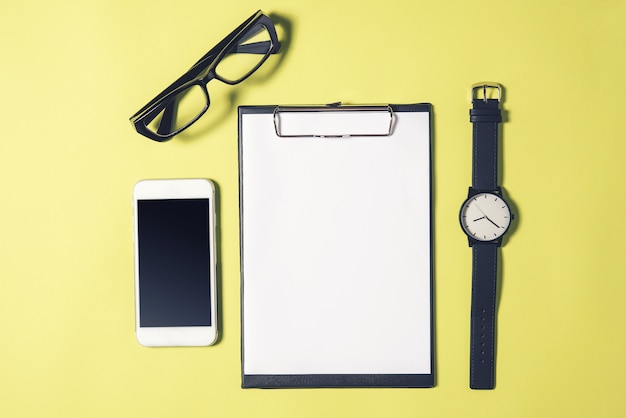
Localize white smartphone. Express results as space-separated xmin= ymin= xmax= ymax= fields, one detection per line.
xmin=133 ymin=179 xmax=218 ymax=346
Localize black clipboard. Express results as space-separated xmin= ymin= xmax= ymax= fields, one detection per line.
xmin=238 ymin=103 xmax=434 ymax=388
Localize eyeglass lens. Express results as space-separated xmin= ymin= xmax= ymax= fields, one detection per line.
xmin=215 ymin=23 xmax=272 ymax=83
xmin=146 ymin=85 xmax=208 ymax=136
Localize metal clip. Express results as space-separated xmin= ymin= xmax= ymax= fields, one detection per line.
xmin=471 ymin=82 xmax=502 ymax=103
xmin=273 ymin=105 xmax=394 ymax=138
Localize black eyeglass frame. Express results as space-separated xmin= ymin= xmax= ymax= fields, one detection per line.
xmin=130 ymin=10 xmax=281 ymax=142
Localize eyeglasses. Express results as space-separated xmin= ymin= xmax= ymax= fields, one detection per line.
xmin=130 ymin=10 xmax=281 ymax=142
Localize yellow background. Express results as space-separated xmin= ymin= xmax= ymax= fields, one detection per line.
xmin=1 ymin=0 xmax=625 ymax=417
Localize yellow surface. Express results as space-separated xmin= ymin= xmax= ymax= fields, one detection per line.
xmin=1 ymin=0 xmax=625 ymax=417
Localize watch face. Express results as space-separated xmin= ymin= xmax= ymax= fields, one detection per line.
xmin=460 ymin=192 xmax=512 ymax=242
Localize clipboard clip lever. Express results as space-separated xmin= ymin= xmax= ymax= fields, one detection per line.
xmin=273 ymin=104 xmax=395 ymax=138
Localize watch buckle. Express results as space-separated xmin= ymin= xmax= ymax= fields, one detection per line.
xmin=472 ymin=82 xmax=502 ymax=103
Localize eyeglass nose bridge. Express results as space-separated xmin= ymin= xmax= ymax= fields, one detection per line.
xmin=197 ymin=70 xmax=217 ymax=86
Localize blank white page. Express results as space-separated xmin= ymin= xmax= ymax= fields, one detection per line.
xmin=240 ymin=106 xmax=432 ymax=379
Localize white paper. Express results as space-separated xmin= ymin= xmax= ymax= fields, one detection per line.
xmin=241 ymin=109 xmax=431 ymax=376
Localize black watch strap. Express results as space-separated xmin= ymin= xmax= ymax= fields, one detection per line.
xmin=469 ymin=84 xmax=503 ymax=389
xmin=470 ymin=243 xmax=498 ymax=389
xmin=470 ymin=95 xmax=502 ymax=191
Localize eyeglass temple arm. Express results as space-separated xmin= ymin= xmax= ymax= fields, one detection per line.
xmin=232 ymin=40 xmax=280 ymax=54
xmin=190 ymin=40 xmax=279 ymax=71
xmin=156 ymin=97 xmax=178 ymax=136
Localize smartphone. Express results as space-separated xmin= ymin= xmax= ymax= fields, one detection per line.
xmin=133 ymin=179 xmax=217 ymax=346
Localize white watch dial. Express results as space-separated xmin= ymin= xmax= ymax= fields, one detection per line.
xmin=460 ymin=192 xmax=511 ymax=241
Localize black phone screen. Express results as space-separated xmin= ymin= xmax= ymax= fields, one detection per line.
xmin=137 ymin=198 xmax=212 ymax=327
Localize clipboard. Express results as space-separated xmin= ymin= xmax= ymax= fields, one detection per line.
xmin=238 ymin=103 xmax=434 ymax=388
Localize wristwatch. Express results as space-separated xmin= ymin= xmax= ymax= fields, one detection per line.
xmin=459 ymin=82 xmax=513 ymax=390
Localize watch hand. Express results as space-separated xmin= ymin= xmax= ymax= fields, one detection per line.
xmin=474 ymin=202 xmax=501 ymax=228
xmin=473 ymin=216 xmax=486 ymax=222
xmin=485 ymin=217 xmax=500 ymax=228
xmin=474 ymin=203 xmax=487 ymax=217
